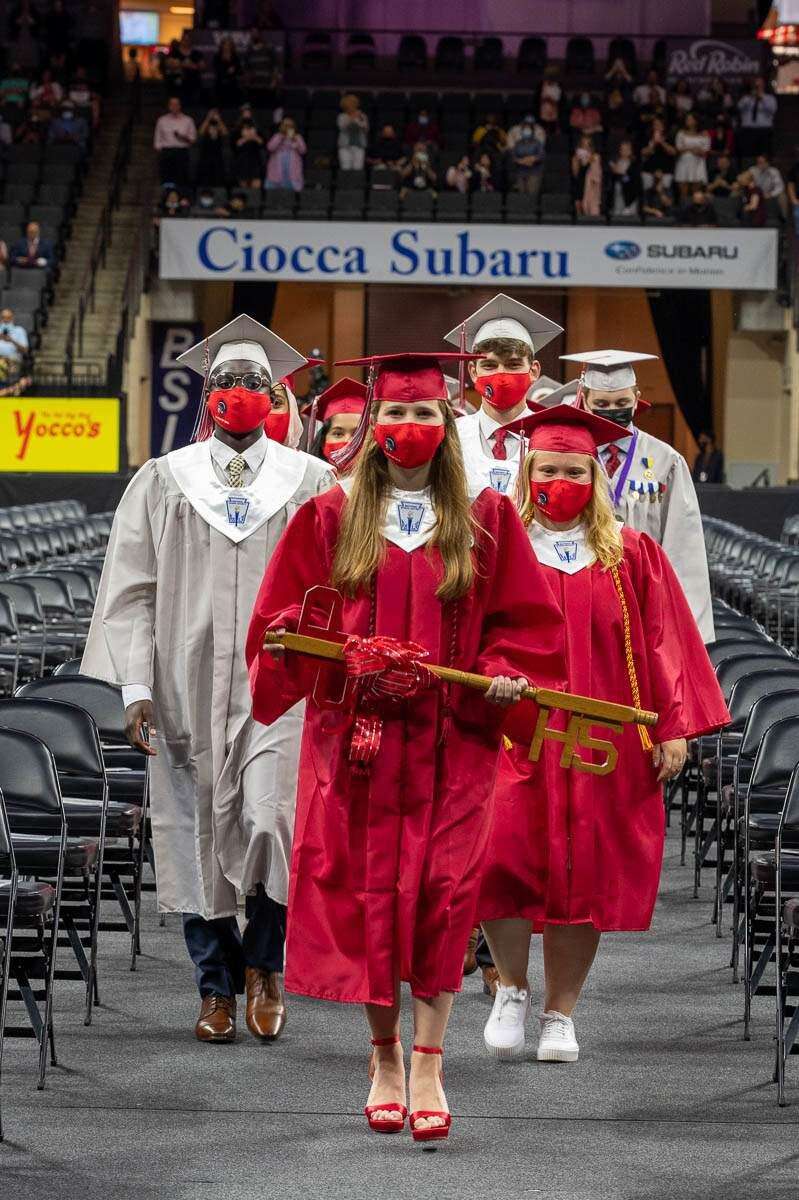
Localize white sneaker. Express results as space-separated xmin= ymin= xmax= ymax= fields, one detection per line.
xmin=536 ymin=1010 xmax=579 ymax=1062
xmin=483 ymin=984 xmax=530 ymax=1059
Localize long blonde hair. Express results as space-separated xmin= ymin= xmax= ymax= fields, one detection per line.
xmin=517 ymin=451 xmax=623 ymax=569
xmin=331 ymin=402 xmax=476 ymax=601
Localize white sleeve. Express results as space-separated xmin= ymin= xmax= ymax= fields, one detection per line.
xmin=122 ymin=685 xmax=153 ymax=708
xmin=660 ymin=453 xmax=715 ymax=643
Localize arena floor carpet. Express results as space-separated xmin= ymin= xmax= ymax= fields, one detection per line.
xmin=2 ymin=824 xmax=799 ymax=1200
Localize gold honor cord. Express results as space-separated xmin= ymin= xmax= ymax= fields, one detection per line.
xmin=262 ymin=630 xmax=658 ymax=776
xmin=610 ymin=564 xmax=655 ymax=753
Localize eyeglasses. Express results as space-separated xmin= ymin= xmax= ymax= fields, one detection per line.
xmin=209 ymin=372 xmax=270 ymax=391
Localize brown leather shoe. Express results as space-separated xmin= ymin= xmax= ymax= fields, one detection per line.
xmin=245 ymin=967 xmax=287 ymax=1041
xmin=481 ymin=965 xmax=500 ymax=998
xmin=463 ymin=927 xmax=479 ymax=976
xmin=195 ymin=994 xmax=236 ymax=1043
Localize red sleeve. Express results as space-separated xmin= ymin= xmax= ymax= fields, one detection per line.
xmin=473 ymin=492 xmax=565 ymax=691
xmin=245 ymin=493 xmax=339 ymax=725
xmin=633 ymin=532 xmax=730 ymax=741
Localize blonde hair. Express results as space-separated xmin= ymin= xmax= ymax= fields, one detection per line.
xmin=517 ymin=451 xmax=623 ymax=569
xmin=331 ymin=401 xmax=476 ymax=601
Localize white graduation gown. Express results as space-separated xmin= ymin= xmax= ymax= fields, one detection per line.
xmin=455 ymin=408 xmax=531 ymax=498
xmin=602 ymin=427 xmax=715 ymax=643
xmin=80 ymin=437 xmax=334 ymax=918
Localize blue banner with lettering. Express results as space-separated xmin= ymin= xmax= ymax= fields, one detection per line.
xmin=150 ymin=320 xmax=203 ymax=458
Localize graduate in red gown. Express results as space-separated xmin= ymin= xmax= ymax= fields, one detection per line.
xmin=478 ymin=403 xmax=729 ymax=1066
xmin=246 ymin=353 xmax=564 ymax=1142
xmin=307 ymin=376 xmax=368 ymax=463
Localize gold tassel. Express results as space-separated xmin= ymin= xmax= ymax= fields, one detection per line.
xmin=610 ymin=564 xmax=654 ymax=757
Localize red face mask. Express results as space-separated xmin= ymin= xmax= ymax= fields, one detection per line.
xmin=264 ymin=409 xmax=291 ymax=444
xmin=534 ymin=478 xmax=593 ymax=523
xmin=323 ymin=437 xmax=349 ymax=462
xmin=475 ymin=371 xmax=531 ymax=412
xmin=207 ymin=387 xmax=271 ymax=434
xmin=373 ymin=421 xmax=445 ymax=469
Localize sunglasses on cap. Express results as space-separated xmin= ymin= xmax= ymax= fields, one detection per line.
xmin=209 ymin=371 xmax=271 ymax=391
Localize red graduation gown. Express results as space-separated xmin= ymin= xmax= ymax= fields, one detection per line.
xmin=246 ymin=485 xmax=564 ymax=1004
xmin=480 ymin=528 xmax=729 ymax=932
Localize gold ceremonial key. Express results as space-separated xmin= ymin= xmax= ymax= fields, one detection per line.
xmin=528 ymin=708 xmax=622 ymax=776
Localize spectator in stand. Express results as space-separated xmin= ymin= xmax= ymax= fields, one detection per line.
xmin=0 ymin=240 xmax=8 ymax=269
xmin=692 ymin=431 xmax=724 ymax=484
xmin=196 ymin=109 xmax=229 ymax=187
xmin=607 ymin=138 xmax=641 ymax=217
xmin=753 ymin=153 xmax=787 ymax=217
xmin=11 ymin=220 xmax=54 ymax=268
xmin=399 ymin=142 xmax=437 ymax=196
xmin=228 ymin=188 xmax=259 ymax=217
xmin=403 ymin=107 xmax=441 ymax=150
xmin=214 ymin=36 xmax=241 ymax=108
xmin=510 ymin=121 xmax=545 ymax=197
xmin=191 ymin=185 xmax=230 ymax=217
xmin=233 ymin=102 xmax=256 ymax=141
xmin=633 ymin=70 xmax=666 ymax=109
xmin=680 ymin=185 xmax=717 ymax=226
xmin=537 ymin=66 xmax=562 ymax=133
xmin=707 ymin=153 xmax=736 ymax=197
xmin=245 ymin=27 xmax=281 ymax=106
xmin=507 ymin=112 xmax=546 ymax=150
xmin=604 ymin=86 xmax=635 ymax=140
xmin=337 ymin=93 xmax=369 ymax=171
xmin=642 ymin=169 xmax=675 ymax=220
xmin=0 ymin=306 xmax=29 ymax=373
xmin=158 ymin=187 xmax=191 ymax=220
xmin=737 ymin=76 xmax=777 ymax=157
xmin=568 ymin=92 xmax=603 ymax=137
xmin=47 ymin=49 xmax=71 ymax=88
xmin=29 ymin=67 xmax=63 ymax=117
xmin=48 ymin=99 xmax=88 ymax=150
xmin=472 ymin=150 xmax=498 ymax=192
xmin=160 ymin=36 xmax=204 ymax=105
xmin=696 ymin=76 xmax=733 ymax=116
xmin=154 ymin=96 xmax=197 ymax=186
xmin=265 ymin=116 xmax=306 ymax=192
xmin=737 ymin=169 xmax=766 ymax=227
xmin=787 ymin=151 xmax=799 ymax=236
xmin=674 ymin=112 xmax=710 ymax=200
xmin=640 ymin=116 xmax=677 ymax=189
xmin=669 ymin=79 xmax=694 ymax=118
xmin=67 ymin=65 xmax=99 ymax=128
xmin=605 ymin=56 xmax=633 ymax=87
xmin=445 ymin=154 xmax=472 ymax=193
xmin=232 ymin=118 xmax=265 ymax=189
xmin=708 ymin=112 xmax=735 ymax=158
xmin=367 ymin=123 xmax=404 ymax=172
xmin=0 ymin=63 xmax=30 ymax=112
xmin=15 ymin=111 xmax=48 ymax=143
xmin=572 ymin=132 xmax=602 ymax=217
xmin=472 ymin=112 xmax=508 ymax=159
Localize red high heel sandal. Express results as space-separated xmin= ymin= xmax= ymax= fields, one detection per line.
xmin=364 ymin=1035 xmax=407 ymax=1134
xmin=409 ymin=1045 xmax=451 ymax=1144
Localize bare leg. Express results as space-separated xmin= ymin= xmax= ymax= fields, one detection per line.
xmin=542 ymin=924 xmax=600 ymax=1016
xmin=481 ymin=918 xmax=533 ymax=989
xmin=364 ymin=994 xmax=405 ymax=1124
xmin=409 ymin=992 xmax=453 ymax=1131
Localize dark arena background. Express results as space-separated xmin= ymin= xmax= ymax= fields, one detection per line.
xmin=1 ymin=1 xmax=799 ymax=1197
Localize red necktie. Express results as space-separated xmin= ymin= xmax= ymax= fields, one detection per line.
xmin=605 ymin=443 xmax=622 ymax=478
xmin=492 ymin=429 xmax=508 ymax=461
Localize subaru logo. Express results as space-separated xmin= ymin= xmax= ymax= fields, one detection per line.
xmin=605 ymin=240 xmax=641 ymax=261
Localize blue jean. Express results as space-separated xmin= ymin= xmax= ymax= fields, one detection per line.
xmin=182 ymin=885 xmax=286 ymax=997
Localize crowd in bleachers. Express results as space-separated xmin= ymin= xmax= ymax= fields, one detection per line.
xmin=0 ymin=5 xmax=104 ymax=382
xmin=153 ymin=33 xmax=789 ymax=228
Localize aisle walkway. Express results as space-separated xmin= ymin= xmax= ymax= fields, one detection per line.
xmin=3 ymin=826 xmax=799 ymax=1200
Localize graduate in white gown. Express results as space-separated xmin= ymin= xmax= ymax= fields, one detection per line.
xmin=81 ymin=315 xmax=334 ymax=1043
xmin=562 ymin=349 xmax=714 ymax=642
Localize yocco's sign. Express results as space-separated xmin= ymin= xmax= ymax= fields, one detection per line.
xmin=0 ymin=397 xmax=121 ymax=472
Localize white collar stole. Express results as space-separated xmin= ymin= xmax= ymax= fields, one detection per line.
xmin=530 ymin=522 xmax=596 ymax=575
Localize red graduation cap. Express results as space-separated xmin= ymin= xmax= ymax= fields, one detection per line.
xmin=507 ymin=402 xmax=625 ymax=458
xmin=314 ymin=376 xmax=368 ymax=424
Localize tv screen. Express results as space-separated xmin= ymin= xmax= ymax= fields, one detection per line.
xmin=119 ymin=11 xmax=160 ymax=45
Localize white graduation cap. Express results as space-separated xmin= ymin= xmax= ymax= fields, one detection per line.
xmin=560 ymin=349 xmax=658 ymax=392
xmin=444 ymin=293 xmax=563 ymax=356
xmin=176 ymin=313 xmax=308 ymax=383
xmin=533 ymin=378 xmax=581 ymax=408
xmin=528 ymin=374 xmax=561 ymax=402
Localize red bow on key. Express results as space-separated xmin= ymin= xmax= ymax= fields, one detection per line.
xmin=342 ymin=635 xmax=439 ymax=769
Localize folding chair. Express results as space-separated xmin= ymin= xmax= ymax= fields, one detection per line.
xmin=0 ymin=788 xmax=16 ymax=1141
xmin=775 ymin=765 xmax=799 ymax=1103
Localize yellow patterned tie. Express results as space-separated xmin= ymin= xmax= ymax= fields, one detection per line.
xmin=226 ymin=454 xmax=247 ymax=488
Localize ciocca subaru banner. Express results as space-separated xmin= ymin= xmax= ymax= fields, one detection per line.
xmin=159 ymin=220 xmax=778 ymax=291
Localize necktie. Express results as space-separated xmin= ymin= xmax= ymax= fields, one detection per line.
xmin=492 ymin=428 xmax=508 ymax=461
xmin=605 ymin=443 xmax=622 ymax=479
xmin=226 ymin=454 xmax=247 ymax=488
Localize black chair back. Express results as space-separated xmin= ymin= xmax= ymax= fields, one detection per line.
xmin=716 ymin=653 xmax=795 ymax=698
xmin=0 ymin=727 xmax=62 ymax=816
xmin=707 ymin=640 xmax=775 ymax=667
xmin=750 ymin=716 xmax=799 ymax=792
xmin=726 ymin=668 xmax=799 ymax=729
xmin=0 ymin=699 xmax=104 ymax=779
xmin=16 ymin=675 xmax=127 ymax=742
xmin=0 ymin=581 xmax=44 ymax=625
xmin=741 ymin=693 xmax=799 ymax=762
xmin=52 ymin=658 xmax=83 ymax=675
xmin=0 ymin=595 xmax=17 ymax=639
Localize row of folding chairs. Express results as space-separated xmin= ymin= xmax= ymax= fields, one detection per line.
xmin=704 ymin=517 xmax=799 ymax=652
xmin=686 ymin=521 xmax=799 ymax=1104
xmin=0 ymin=672 xmax=150 ymax=1141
